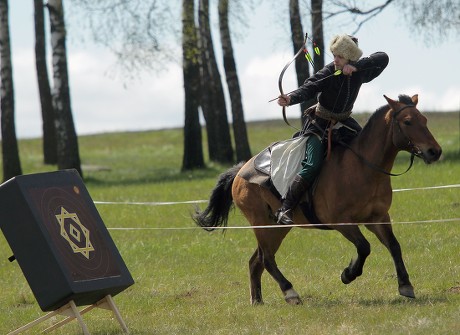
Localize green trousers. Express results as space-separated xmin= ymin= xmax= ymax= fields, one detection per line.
xmin=297 ymin=135 xmax=325 ymax=183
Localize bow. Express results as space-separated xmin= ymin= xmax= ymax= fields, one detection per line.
xmin=278 ymin=33 xmax=308 ymax=128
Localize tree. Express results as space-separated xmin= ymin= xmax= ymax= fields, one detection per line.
xmin=0 ymin=0 xmax=22 ymax=181
xmin=324 ymin=0 xmax=459 ymax=43
xmin=218 ymin=0 xmax=251 ymax=162
xmin=198 ymin=0 xmax=233 ymax=164
xmin=182 ymin=0 xmax=205 ymax=170
xmin=395 ymin=0 xmax=459 ymax=43
xmin=311 ymin=0 xmax=324 ymax=72
xmin=34 ymin=0 xmax=57 ymax=164
xmin=47 ymin=0 xmax=82 ymax=176
xmin=68 ymin=0 xmax=175 ymax=79
xmin=289 ymin=0 xmax=313 ymax=125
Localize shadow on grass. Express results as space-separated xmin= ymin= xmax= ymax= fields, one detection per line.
xmin=303 ymin=293 xmax=450 ymax=308
xmin=82 ymin=165 xmax=229 ymax=187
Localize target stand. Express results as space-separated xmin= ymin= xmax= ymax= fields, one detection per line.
xmin=0 ymin=170 xmax=134 ymax=334
xmin=8 ymin=295 xmax=127 ymax=335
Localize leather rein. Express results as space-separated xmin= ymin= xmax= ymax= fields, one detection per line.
xmin=341 ymin=104 xmax=421 ymax=176
xmin=307 ymin=104 xmax=420 ymax=177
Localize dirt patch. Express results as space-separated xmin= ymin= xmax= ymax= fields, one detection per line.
xmin=447 ymin=286 xmax=460 ymax=294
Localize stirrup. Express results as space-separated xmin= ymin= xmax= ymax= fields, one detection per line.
xmin=276 ymin=209 xmax=294 ymax=225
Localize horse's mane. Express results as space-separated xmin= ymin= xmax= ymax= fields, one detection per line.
xmin=361 ymin=94 xmax=413 ymax=132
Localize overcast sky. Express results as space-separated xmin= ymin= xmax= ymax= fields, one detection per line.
xmin=7 ymin=1 xmax=460 ymax=139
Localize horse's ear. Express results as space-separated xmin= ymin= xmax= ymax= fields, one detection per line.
xmin=383 ymin=95 xmax=398 ymax=110
xmin=411 ymin=94 xmax=419 ymax=106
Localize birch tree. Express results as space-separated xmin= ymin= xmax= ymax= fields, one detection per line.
xmin=34 ymin=0 xmax=56 ymax=164
xmin=218 ymin=0 xmax=251 ymax=162
xmin=182 ymin=0 xmax=205 ymax=170
xmin=198 ymin=0 xmax=233 ymax=163
xmin=0 ymin=0 xmax=22 ymax=181
xmin=47 ymin=0 xmax=82 ymax=176
xmin=289 ymin=0 xmax=313 ymax=124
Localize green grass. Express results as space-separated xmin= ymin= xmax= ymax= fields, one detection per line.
xmin=0 ymin=113 xmax=459 ymax=334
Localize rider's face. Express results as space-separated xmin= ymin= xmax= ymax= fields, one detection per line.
xmin=333 ymin=54 xmax=349 ymax=70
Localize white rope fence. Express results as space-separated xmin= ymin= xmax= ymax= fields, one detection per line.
xmin=106 ymin=218 xmax=460 ymax=231
xmin=94 ymin=184 xmax=460 ymax=207
xmin=93 ymin=183 xmax=460 ymax=231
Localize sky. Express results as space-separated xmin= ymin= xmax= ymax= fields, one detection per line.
xmin=6 ymin=1 xmax=460 ymax=139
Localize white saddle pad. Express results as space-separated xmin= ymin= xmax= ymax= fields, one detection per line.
xmin=270 ymin=136 xmax=308 ymax=198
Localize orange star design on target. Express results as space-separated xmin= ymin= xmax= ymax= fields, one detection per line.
xmin=55 ymin=207 xmax=94 ymax=259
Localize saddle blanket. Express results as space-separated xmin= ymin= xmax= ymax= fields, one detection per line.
xmin=270 ymin=136 xmax=308 ymax=198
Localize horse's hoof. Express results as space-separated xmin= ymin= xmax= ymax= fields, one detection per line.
xmin=251 ymin=298 xmax=264 ymax=306
xmin=284 ymin=288 xmax=302 ymax=305
xmin=285 ymin=296 xmax=303 ymax=305
xmin=341 ymin=269 xmax=354 ymax=284
xmin=399 ymin=285 xmax=415 ymax=298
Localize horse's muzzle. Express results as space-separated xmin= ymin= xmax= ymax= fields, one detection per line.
xmin=420 ymin=146 xmax=442 ymax=164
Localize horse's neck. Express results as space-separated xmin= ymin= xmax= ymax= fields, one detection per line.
xmin=351 ymin=113 xmax=399 ymax=175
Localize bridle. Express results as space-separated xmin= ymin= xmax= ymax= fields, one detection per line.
xmin=391 ymin=104 xmax=423 ymax=159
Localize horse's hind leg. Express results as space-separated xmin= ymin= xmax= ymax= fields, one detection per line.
xmin=234 ymin=178 xmax=301 ymax=305
xmin=254 ymin=228 xmax=303 ymax=305
xmin=249 ymin=246 xmax=264 ymax=305
xmin=365 ymin=221 xmax=415 ymax=298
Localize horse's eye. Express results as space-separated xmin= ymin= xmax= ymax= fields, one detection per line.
xmin=403 ymin=120 xmax=411 ymax=126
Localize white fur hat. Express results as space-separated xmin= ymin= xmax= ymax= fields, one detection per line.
xmin=329 ymin=35 xmax=363 ymax=61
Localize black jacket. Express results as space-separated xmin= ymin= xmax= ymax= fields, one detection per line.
xmin=288 ymin=52 xmax=389 ymax=114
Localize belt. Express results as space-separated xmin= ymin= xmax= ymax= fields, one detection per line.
xmin=315 ymin=103 xmax=352 ymax=122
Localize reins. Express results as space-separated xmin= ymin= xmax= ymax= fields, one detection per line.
xmin=341 ymin=104 xmax=418 ymax=176
xmin=306 ymin=104 xmax=418 ymax=177
xmin=339 ymin=141 xmax=416 ymax=177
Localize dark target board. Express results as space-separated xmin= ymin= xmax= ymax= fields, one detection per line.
xmin=0 ymin=169 xmax=134 ymax=311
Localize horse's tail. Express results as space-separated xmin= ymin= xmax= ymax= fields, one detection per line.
xmin=193 ymin=162 xmax=245 ymax=231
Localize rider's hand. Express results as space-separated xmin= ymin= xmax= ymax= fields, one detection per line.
xmin=342 ymin=64 xmax=357 ymax=76
xmin=278 ymin=94 xmax=291 ymax=107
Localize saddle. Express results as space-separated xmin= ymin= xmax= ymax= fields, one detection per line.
xmin=238 ymin=140 xmax=325 ymax=227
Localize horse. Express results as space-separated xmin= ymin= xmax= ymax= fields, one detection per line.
xmin=194 ymin=94 xmax=442 ymax=305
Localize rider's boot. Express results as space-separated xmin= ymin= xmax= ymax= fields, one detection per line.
xmin=276 ymin=175 xmax=309 ymax=225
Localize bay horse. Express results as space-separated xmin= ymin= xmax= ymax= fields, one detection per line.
xmin=194 ymin=94 xmax=442 ymax=305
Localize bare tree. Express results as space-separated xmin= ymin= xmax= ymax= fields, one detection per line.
xmin=324 ymin=0 xmax=459 ymax=43
xmin=311 ymin=0 xmax=324 ymax=72
xmin=68 ymin=0 xmax=177 ymax=79
xmin=182 ymin=0 xmax=205 ymax=170
xmin=289 ymin=0 xmax=313 ymax=124
xmin=198 ymin=0 xmax=233 ymax=164
xmin=0 ymin=0 xmax=22 ymax=181
xmin=218 ymin=0 xmax=251 ymax=162
xmin=34 ymin=0 xmax=57 ymax=164
xmin=47 ymin=0 xmax=82 ymax=176
xmin=395 ymin=0 xmax=459 ymax=43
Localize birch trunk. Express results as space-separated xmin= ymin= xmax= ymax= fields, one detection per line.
xmin=47 ymin=0 xmax=82 ymax=176
xmin=34 ymin=0 xmax=57 ymax=164
xmin=218 ymin=0 xmax=251 ymax=162
xmin=182 ymin=0 xmax=205 ymax=170
xmin=198 ymin=0 xmax=233 ymax=163
xmin=0 ymin=0 xmax=22 ymax=181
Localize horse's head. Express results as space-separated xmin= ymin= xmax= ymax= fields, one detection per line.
xmin=384 ymin=94 xmax=442 ymax=164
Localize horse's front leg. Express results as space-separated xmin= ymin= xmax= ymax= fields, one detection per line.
xmin=335 ymin=226 xmax=371 ymax=284
xmin=365 ymin=220 xmax=415 ymax=298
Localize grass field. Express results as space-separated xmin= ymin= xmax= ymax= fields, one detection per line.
xmin=0 ymin=112 xmax=459 ymax=334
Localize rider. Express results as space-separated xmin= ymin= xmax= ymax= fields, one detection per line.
xmin=276 ymin=34 xmax=389 ymax=225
